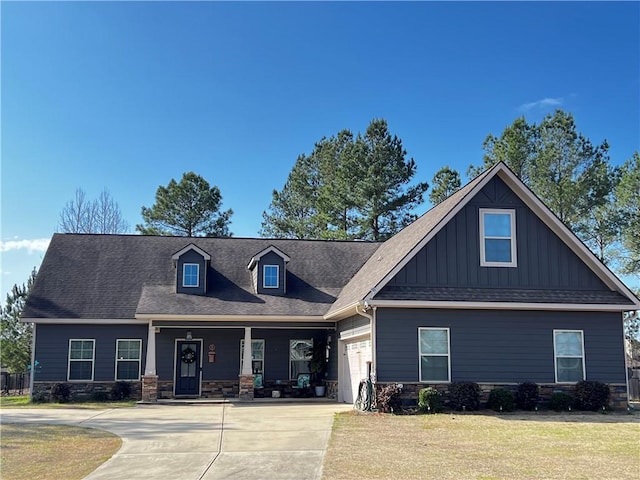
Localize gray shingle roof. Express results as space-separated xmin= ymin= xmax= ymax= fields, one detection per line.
xmin=22 ymin=234 xmax=380 ymax=319
xmin=374 ymin=286 xmax=635 ymax=305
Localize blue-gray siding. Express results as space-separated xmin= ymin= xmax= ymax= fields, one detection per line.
xmin=176 ymin=250 xmax=207 ymax=295
xmin=386 ymin=177 xmax=610 ymax=291
xmin=375 ymin=308 xmax=626 ymax=384
xmin=254 ymin=251 xmax=287 ymax=295
xmin=33 ymin=324 xmax=148 ymax=382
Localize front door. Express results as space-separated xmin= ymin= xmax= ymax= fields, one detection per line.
xmin=175 ymin=341 xmax=201 ymax=396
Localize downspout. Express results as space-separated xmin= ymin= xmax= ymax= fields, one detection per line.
xmin=355 ymin=302 xmax=377 ymax=382
xmin=29 ymin=323 xmax=36 ymax=399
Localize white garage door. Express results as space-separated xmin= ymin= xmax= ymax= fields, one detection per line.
xmin=343 ymin=338 xmax=372 ymax=404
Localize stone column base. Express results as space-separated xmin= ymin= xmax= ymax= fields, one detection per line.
xmin=239 ymin=374 xmax=255 ymax=401
xmin=141 ymin=375 xmax=159 ymax=402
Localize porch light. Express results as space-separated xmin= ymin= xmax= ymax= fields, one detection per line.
xmin=186 ymin=331 xmax=192 ymax=340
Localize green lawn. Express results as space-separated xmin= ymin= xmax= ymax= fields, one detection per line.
xmin=0 ymin=395 xmax=137 ymax=409
xmin=323 ymin=411 xmax=640 ymax=480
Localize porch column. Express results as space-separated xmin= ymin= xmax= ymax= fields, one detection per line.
xmin=142 ymin=323 xmax=158 ymax=402
xmin=239 ymin=327 xmax=254 ymax=401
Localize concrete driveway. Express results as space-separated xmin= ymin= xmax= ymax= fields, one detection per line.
xmin=0 ymin=401 xmax=353 ymax=480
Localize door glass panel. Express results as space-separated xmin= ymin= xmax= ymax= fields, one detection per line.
xmin=180 ymin=343 xmax=197 ymax=378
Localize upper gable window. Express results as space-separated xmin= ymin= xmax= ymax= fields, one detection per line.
xmin=479 ymin=209 xmax=517 ymax=267
xmin=183 ymin=263 xmax=200 ymax=287
xmin=263 ymin=265 xmax=279 ymax=288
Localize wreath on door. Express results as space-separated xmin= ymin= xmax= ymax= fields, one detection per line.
xmin=181 ymin=347 xmax=196 ymax=364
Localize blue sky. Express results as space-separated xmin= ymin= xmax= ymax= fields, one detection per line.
xmin=2 ymin=1 xmax=639 ymax=301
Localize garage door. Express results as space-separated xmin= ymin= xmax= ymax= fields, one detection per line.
xmin=343 ymin=338 xmax=372 ymax=403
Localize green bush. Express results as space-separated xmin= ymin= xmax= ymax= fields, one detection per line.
xmin=90 ymin=390 xmax=109 ymax=402
xmin=418 ymin=387 xmax=443 ymax=413
xmin=31 ymin=391 xmax=49 ymax=404
xmin=376 ymin=383 xmax=403 ymax=413
xmin=487 ymin=388 xmax=515 ymax=412
xmin=50 ymin=383 xmax=71 ymax=403
xmin=448 ymin=382 xmax=480 ymax=411
xmin=111 ymin=381 xmax=132 ymax=400
xmin=549 ymin=391 xmax=574 ymax=411
xmin=516 ymin=382 xmax=540 ymax=410
xmin=573 ymin=380 xmax=610 ymax=411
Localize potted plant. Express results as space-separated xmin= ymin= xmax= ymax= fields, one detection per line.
xmin=309 ymin=338 xmax=327 ymax=396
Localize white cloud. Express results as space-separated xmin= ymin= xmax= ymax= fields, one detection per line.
xmin=518 ymin=97 xmax=564 ymax=112
xmin=0 ymin=238 xmax=50 ymax=254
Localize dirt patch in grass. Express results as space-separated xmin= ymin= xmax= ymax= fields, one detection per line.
xmin=0 ymin=423 xmax=122 ymax=480
xmin=323 ymin=411 xmax=640 ymax=480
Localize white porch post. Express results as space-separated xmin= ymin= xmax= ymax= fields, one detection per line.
xmin=242 ymin=327 xmax=253 ymax=374
xmin=144 ymin=323 xmax=157 ymax=375
xmin=142 ymin=323 xmax=158 ymax=402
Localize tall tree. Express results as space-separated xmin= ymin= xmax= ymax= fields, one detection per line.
xmin=261 ymin=119 xmax=428 ymax=241
xmin=58 ymin=188 xmax=129 ymax=234
xmin=0 ymin=269 xmax=37 ymax=373
xmin=137 ymin=172 xmax=233 ymax=237
xmin=617 ymin=152 xmax=640 ymax=277
xmin=429 ymin=166 xmax=461 ymax=205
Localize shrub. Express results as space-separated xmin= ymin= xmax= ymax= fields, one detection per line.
xmin=111 ymin=381 xmax=132 ymax=400
xmin=516 ymin=382 xmax=540 ymax=411
xmin=573 ymin=380 xmax=610 ymax=411
xmin=90 ymin=390 xmax=110 ymax=402
xmin=448 ymin=382 xmax=480 ymax=411
xmin=418 ymin=387 xmax=443 ymax=413
xmin=486 ymin=388 xmax=515 ymax=412
xmin=31 ymin=391 xmax=49 ymax=404
xmin=50 ymin=383 xmax=71 ymax=403
xmin=376 ymin=383 xmax=403 ymax=413
xmin=549 ymin=391 xmax=574 ymax=411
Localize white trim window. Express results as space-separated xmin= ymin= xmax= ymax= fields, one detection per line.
xmin=240 ymin=339 xmax=265 ymax=374
xmin=479 ymin=208 xmax=517 ymax=267
xmin=290 ymin=339 xmax=312 ymax=380
xmin=183 ymin=263 xmax=199 ymax=287
xmin=68 ymin=339 xmax=95 ymax=381
xmin=554 ymin=330 xmax=585 ymax=383
xmin=263 ymin=265 xmax=279 ymax=288
xmin=115 ymin=339 xmax=142 ymax=381
xmin=418 ymin=328 xmax=451 ymax=382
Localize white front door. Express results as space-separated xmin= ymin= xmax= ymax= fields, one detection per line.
xmin=343 ymin=338 xmax=371 ymax=403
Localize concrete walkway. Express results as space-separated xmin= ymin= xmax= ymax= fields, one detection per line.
xmin=0 ymin=402 xmax=353 ymax=480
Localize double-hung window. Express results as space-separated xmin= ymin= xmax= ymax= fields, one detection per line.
xmin=554 ymin=330 xmax=585 ymax=383
xmin=479 ymin=208 xmax=517 ymax=267
xmin=290 ymin=339 xmax=312 ymax=380
xmin=263 ymin=265 xmax=279 ymax=288
xmin=418 ymin=328 xmax=450 ymax=382
xmin=115 ymin=339 xmax=142 ymax=381
xmin=240 ymin=339 xmax=264 ymax=374
xmin=68 ymin=339 xmax=95 ymax=381
xmin=183 ymin=263 xmax=199 ymax=287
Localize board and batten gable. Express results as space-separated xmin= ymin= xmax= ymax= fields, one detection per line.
xmin=33 ymin=324 xmax=148 ymax=382
xmin=383 ymin=176 xmax=614 ymax=292
xmin=375 ymin=308 xmax=626 ymax=384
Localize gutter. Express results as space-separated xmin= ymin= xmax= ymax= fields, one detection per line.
xmin=355 ymin=301 xmax=377 ymax=382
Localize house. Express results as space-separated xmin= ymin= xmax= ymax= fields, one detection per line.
xmin=23 ymin=162 xmax=640 ymax=407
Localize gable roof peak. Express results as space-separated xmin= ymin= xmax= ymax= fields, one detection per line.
xmin=171 ymin=243 xmax=212 ymax=261
xmin=247 ymin=245 xmax=291 ymax=270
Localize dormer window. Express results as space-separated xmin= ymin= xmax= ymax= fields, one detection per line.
xmin=183 ymin=264 xmax=200 ymax=287
xmin=479 ymin=208 xmax=517 ymax=267
xmin=263 ymin=265 xmax=279 ymax=288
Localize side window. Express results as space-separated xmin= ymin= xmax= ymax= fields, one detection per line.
xmin=418 ymin=328 xmax=450 ymax=382
xmin=68 ymin=339 xmax=95 ymax=381
xmin=479 ymin=208 xmax=517 ymax=267
xmin=115 ymin=339 xmax=142 ymax=381
xmin=263 ymin=265 xmax=279 ymax=288
xmin=554 ymin=330 xmax=585 ymax=383
xmin=290 ymin=339 xmax=312 ymax=380
xmin=240 ymin=339 xmax=265 ymax=374
xmin=183 ymin=263 xmax=200 ymax=287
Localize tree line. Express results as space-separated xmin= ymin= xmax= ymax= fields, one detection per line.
xmin=2 ymin=112 xmax=638 ymax=372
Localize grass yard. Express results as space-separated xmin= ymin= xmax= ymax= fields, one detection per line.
xmin=0 ymin=423 xmax=121 ymax=480
xmin=323 ymin=411 xmax=640 ymax=480
xmin=0 ymin=395 xmax=137 ymax=409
